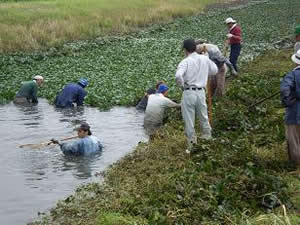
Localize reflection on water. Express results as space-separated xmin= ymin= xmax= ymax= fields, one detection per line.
xmin=0 ymin=99 xmax=147 ymax=225
xmin=61 ymin=154 xmax=102 ymax=179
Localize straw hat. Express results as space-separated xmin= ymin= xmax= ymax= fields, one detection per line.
xmin=291 ymin=49 xmax=300 ymax=64
xmin=225 ymin=17 xmax=236 ymax=24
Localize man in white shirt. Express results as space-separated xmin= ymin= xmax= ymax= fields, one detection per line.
xmin=175 ymin=39 xmax=218 ymax=153
xmin=144 ymin=84 xmax=180 ymax=139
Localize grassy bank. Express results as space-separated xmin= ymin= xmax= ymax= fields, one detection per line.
xmin=0 ymin=0 xmax=299 ymax=109
xmin=30 ymin=48 xmax=300 ymax=225
xmin=0 ymin=0 xmax=230 ymax=53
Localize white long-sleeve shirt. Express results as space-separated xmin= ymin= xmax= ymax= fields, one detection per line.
xmin=175 ymin=52 xmax=218 ymax=89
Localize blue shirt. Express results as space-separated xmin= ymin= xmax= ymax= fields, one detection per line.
xmin=55 ymin=83 xmax=87 ymax=108
xmin=280 ymin=66 xmax=300 ymax=125
xmin=60 ymin=136 xmax=103 ymax=156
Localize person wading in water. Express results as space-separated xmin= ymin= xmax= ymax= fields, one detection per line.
xmin=51 ymin=122 xmax=103 ymax=156
xmin=14 ymin=75 xmax=44 ymax=105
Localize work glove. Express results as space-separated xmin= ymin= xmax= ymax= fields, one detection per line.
xmin=227 ymin=33 xmax=233 ymax=38
xmin=50 ymin=138 xmax=60 ymax=145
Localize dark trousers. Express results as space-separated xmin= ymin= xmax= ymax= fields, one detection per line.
xmin=230 ymin=44 xmax=241 ymax=72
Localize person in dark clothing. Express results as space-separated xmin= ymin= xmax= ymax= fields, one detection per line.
xmin=225 ymin=17 xmax=242 ymax=73
xmin=280 ymin=49 xmax=300 ymax=167
xmin=136 ymin=81 xmax=165 ymax=111
xmin=14 ymin=75 xmax=44 ymax=105
xmin=55 ymin=78 xmax=88 ymax=108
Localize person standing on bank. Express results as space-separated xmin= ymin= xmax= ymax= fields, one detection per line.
xmin=51 ymin=122 xmax=103 ymax=156
xmin=54 ymin=78 xmax=88 ymax=108
xmin=225 ymin=17 xmax=242 ymax=74
xmin=14 ymin=75 xmax=44 ymax=104
xmin=280 ymin=49 xmax=300 ymax=167
xmin=196 ymin=41 xmax=234 ymax=97
xmin=175 ymin=39 xmax=218 ymax=153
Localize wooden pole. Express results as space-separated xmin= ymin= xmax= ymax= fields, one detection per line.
xmin=248 ymin=91 xmax=280 ymax=109
xmin=19 ymin=135 xmax=78 ymax=149
xmin=207 ymin=79 xmax=213 ymax=127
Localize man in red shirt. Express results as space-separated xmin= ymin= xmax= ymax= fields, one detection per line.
xmin=225 ymin=17 xmax=242 ymax=74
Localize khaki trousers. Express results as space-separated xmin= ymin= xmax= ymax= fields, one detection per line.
xmin=285 ymin=125 xmax=300 ymax=166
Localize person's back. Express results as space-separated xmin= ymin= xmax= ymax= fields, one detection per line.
xmin=55 ymin=83 xmax=87 ymax=108
xmin=177 ymin=52 xmax=217 ymax=89
xmin=281 ymin=66 xmax=300 ymax=124
xmin=16 ymin=80 xmax=38 ymax=101
xmin=61 ymin=135 xmax=103 ymax=156
xmin=144 ymin=85 xmax=179 ymax=136
xmin=145 ymin=94 xmax=172 ymax=124
xmin=204 ymin=44 xmax=222 ymax=58
xmin=14 ymin=75 xmax=44 ymax=104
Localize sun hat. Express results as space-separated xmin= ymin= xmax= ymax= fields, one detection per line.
xmin=33 ymin=75 xmax=44 ymax=80
xmin=157 ymin=84 xmax=169 ymax=93
xmin=78 ymin=78 xmax=88 ymax=87
xmin=225 ymin=17 xmax=236 ymax=24
xmin=295 ymin=25 xmax=300 ymax=35
xmin=291 ymin=49 xmax=300 ymax=64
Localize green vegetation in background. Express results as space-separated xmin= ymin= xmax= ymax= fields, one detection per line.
xmin=0 ymin=0 xmax=299 ymax=109
xmin=30 ymin=48 xmax=300 ymax=225
xmin=0 ymin=0 xmax=225 ymax=52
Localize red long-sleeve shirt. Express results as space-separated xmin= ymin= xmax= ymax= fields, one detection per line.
xmin=229 ymin=24 xmax=242 ymax=45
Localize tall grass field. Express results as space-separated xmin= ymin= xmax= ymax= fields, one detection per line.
xmin=0 ymin=0 xmax=227 ymax=52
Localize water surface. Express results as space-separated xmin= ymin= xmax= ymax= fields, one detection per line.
xmin=0 ymin=99 xmax=147 ymax=225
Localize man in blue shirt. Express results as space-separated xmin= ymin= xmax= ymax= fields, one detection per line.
xmin=54 ymin=78 xmax=88 ymax=108
xmin=51 ymin=122 xmax=103 ymax=156
xmin=280 ymin=49 xmax=300 ymax=166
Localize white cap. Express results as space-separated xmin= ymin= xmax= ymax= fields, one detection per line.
xmin=225 ymin=17 xmax=236 ymax=24
xmin=292 ymin=49 xmax=300 ymax=64
xmin=33 ymin=75 xmax=44 ymax=80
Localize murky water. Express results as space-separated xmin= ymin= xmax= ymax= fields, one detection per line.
xmin=0 ymin=99 xmax=147 ymax=225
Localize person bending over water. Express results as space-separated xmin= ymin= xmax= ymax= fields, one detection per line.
xmin=14 ymin=75 xmax=44 ymax=104
xmin=136 ymin=80 xmax=165 ymax=111
xmin=54 ymin=78 xmax=88 ymax=108
xmin=51 ymin=122 xmax=103 ymax=156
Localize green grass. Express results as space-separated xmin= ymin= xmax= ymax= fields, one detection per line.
xmin=29 ymin=49 xmax=300 ymax=225
xmin=0 ymin=0 xmax=227 ymax=53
